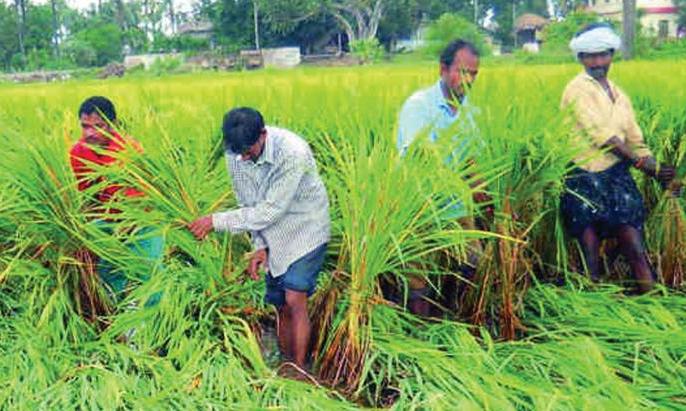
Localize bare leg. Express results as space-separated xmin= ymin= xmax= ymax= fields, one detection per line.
xmin=284 ymin=289 xmax=311 ymax=369
xmin=579 ymin=226 xmax=601 ymax=282
xmin=407 ymin=273 xmax=431 ymax=316
xmin=408 ymin=294 xmax=431 ymax=317
xmin=615 ymin=225 xmax=654 ymax=293
xmin=277 ymin=305 xmax=293 ymax=361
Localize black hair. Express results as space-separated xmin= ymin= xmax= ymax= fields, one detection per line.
xmin=440 ymin=39 xmax=480 ymax=67
xmin=78 ymin=96 xmax=117 ymax=123
xmin=222 ymin=107 xmax=265 ymax=154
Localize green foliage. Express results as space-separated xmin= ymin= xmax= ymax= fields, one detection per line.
xmin=63 ymin=38 xmax=97 ymax=67
xmin=171 ymin=35 xmax=211 ymax=53
xmin=205 ymin=0 xmax=255 ymax=51
xmin=634 ymin=30 xmax=686 ymax=60
xmin=350 ymin=37 xmax=385 ymax=63
xmin=541 ymin=11 xmax=602 ymax=54
xmin=24 ymin=4 xmax=55 ymax=53
xmin=148 ymin=55 xmax=185 ymax=76
xmin=376 ymin=0 xmax=418 ymax=49
xmin=0 ymin=3 xmax=18 ymax=70
xmin=1 ymin=51 xmax=686 ymax=409
xmin=676 ymin=0 xmax=686 ymax=27
xmin=74 ymin=23 xmax=123 ymax=66
xmin=423 ymin=13 xmax=491 ymax=59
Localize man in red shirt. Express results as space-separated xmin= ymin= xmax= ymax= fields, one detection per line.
xmin=70 ymin=96 xmax=163 ymax=307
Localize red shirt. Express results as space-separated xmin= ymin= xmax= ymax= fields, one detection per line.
xmin=70 ymin=132 xmax=145 ymax=212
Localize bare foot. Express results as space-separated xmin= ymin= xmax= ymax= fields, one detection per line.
xmin=277 ymin=362 xmax=314 ymax=383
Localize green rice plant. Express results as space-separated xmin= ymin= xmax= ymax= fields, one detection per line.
xmin=0 ymin=60 xmax=685 ymax=409
xmin=310 ymin=126 xmax=483 ymax=393
xmin=638 ymin=99 xmax=686 ymax=288
xmin=459 ymin=70 xmax=580 ymax=339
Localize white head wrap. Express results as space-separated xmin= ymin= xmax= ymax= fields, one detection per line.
xmin=569 ymin=25 xmax=621 ymax=57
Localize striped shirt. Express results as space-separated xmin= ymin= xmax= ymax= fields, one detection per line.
xmin=212 ymin=126 xmax=331 ymax=277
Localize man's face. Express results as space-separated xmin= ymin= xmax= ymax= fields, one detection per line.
xmin=440 ymin=48 xmax=480 ymax=99
xmin=580 ymin=51 xmax=613 ymax=80
xmin=80 ymin=112 xmax=113 ymax=146
xmin=239 ymin=131 xmax=267 ymax=162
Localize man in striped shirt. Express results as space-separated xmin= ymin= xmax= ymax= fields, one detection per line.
xmin=188 ymin=107 xmax=330 ymax=372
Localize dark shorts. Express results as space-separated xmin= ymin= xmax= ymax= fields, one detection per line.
xmin=560 ymin=162 xmax=645 ymax=239
xmin=264 ymin=244 xmax=327 ymax=307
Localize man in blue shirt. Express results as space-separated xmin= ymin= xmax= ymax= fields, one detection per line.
xmin=397 ymin=39 xmax=480 ymax=158
xmin=397 ymin=39 xmax=486 ymax=316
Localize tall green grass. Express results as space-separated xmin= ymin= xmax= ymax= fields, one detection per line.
xmin=0 ymin=61 xmax=685 ymax=409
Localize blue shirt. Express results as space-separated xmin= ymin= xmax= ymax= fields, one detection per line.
xmin=397 ymin=80 xmax=481 ymax=218
xmin=397 ymin=80 xmax=480 ymax=163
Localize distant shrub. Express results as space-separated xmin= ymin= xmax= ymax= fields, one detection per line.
xmin=350 ymin=38 xmax=385 ymax=64
xmin=423 ymin=13 xmax=491 ymax=59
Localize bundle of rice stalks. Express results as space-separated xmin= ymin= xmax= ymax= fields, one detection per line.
xmin=639 ymin=101 xmax=686 ymax=288
xmin=310 ymin=130 xmax=479 ymax=394
xmin=461 ymin=78 xmax=577 ymax=340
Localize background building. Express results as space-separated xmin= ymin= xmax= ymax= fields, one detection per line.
xmin=587 ymin=0 xmax=681 ymax=38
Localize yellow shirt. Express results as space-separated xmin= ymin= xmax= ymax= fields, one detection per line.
xmin=561 ymin=72 xmax=652 ymax=172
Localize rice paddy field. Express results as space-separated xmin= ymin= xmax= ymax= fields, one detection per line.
xmin=1 ymin=59 xmax=686 ymax=410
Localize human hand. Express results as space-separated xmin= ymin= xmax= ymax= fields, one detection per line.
xmin=248 ymin=248 xmax=268 ymax=280
xmin=188 ymin=216 xmax=213 ymax=240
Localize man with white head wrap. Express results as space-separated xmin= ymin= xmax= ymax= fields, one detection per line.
xmin=559 ymin=23 xmax=677 ymax=293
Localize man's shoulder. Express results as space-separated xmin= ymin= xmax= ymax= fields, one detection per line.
xmin=564 ymin=72 xmax=587 ymax=89
xmin=267 ymin=126 xmax=311 ymax=158
xmin=561 ymin=73 xmax=589 ymax=103
xmin=69 ymin=138 xmax=90 ymax=157
xmin=401 ymin=83 xmax=438 ymax=111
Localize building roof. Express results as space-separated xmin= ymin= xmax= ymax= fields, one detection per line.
xmin=515 ymin=13 xmax=548 ymax=31
xmin=178 ymin=21 xmax=213 ymax=35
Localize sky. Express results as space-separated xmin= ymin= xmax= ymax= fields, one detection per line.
xmin=28 ymin=0 xmax=196 ymax=13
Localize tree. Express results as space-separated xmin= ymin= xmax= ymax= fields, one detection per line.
xmin=540 ymin=10 xmax=599 ymax=53
xmin=25 ymin=4 xmax=56 ymax=52
xmin=329 ymin=0 xmax=385 ymax=41
xmin=677 ymin=0 xmax=686 ymax=28
xmin=74 ymin=23 xmax=123 ymax=65
xmin=63 ymin=38 xmax=97 ymax=66
xmin=202 ymin=0 xmax=254 ymax=51
xmin=622 ymin=0 xmax=636 ymax=59
xmin=14 ymin=0 xmax=27 ymax=63
xmin=141 ymin=0 xmax=165 ymax=47
xmin=376 ymin=0 xmax=416 ymax=50
xmin=0 ymin=2 xmax=19 ymax=69
xmin=167 ymin=0 xmax=177 ymax=34
xmin=417 ymin=0 xmax=474 ymax=22
xmin=423 ymin=13 xmax=491 ymax=57
xmin=252 ymin=0 xmax=259 ymax=49
xmin=50 ymin=0 xmax=60 ymax=58
xmin=259 ymin=0 xmax=386 ymax=43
